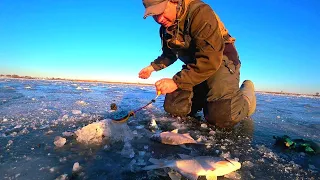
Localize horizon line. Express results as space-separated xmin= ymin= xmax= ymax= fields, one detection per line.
xmin=1 ymin=74 xmax=319 ymax=97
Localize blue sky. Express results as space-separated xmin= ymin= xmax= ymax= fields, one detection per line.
xmin=1 ymin=0 xmax=319 ymax=94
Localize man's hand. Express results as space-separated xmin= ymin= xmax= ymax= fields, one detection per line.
xmin=138 ymin=65 xmax=155 ymax=79
xmin=155 ymin=78 xmax=178 ymax=94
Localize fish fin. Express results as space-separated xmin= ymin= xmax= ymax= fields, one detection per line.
xmin=171 ymin=129 xmax=179 ymax=133
xmin=206 ymin=174 xmax=217 ymax=180
xmin=196 ymin=137 xmax=202 ymax=143
xmin=176 ymin=169 xmax=198 ymax=180
xmin=182 ymin=133 xmax=195 ymax=140
xmin=141 ymin=164 xmax=164 ymax=171
xmin=179 ymin=144 xmax=192 ymax=150
xmin=177 ymin=154 xmax=192 ymax=159
xmin=168 ymin=170 xmax=182 ymax=180
xmin=148 ymin=158 xmax=163 ymax=164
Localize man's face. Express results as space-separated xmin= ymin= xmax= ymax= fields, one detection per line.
xmin=152 ymin=1 xmax=177 ymax=28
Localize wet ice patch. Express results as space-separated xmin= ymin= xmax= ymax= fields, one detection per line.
xmin=74 ymin=119 xmax=133 ymax=145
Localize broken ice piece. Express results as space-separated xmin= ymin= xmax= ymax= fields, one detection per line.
xmin=54 ymin=136 xmax=67 ymax=147
xmin=6 ymin=140 xmax=13 ymax=147
xmin=46 ymin=130 xmax=54 ymax=135
xmin=55 ymin=174 xmax=68 ymax=180
xmin=72 ymin=110 xmax=82 ymax=115
xmin=200 ymin=123 xmax=208 ymax=128
xmin=76 ymin=100 xmax=87 ymax=106
xmin=50 ymin=167 xmax=56 ymax=173
xmin=62 ymin=131 xmax=74 ymax=137
xmin=242 ymin=161 xmax=254 ymax=168
xmin=209 ymin=130 xmax=216 ymax=136
xmin=224 ymin=171 xmax=241 ymax=180
xmin=148 ymin=119 xmax=159 ymax=132
xmin=135 ymin=125 xmax=144 ymax=129
xmin=103 ymin=145 xmax=110 ymax=151
xmin=72 ymin=162 xmax=81 ymax=173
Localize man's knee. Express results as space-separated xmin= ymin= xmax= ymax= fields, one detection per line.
xmin=164 ymin=89 xmax=193 ymax=116
xmin=205 ymin=99 xmax=240 ymax=128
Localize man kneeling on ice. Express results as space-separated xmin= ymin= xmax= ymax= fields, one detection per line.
xmin=138 ymin=0 xmax=256 ymax=128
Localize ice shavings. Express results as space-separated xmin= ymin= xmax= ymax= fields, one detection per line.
xmin=74 ymin=119 xmax=133 ymax=145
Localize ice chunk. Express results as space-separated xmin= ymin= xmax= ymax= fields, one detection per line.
xmin=200 ymin=123 xmax=208 ymax=128
xmin=224 ymin=171 xmax=241 ymax=180
xmin=14 ymin=124 xmax=22 ymax=129
xmin=55 ymin=174 xmax=68 ymax=180
xmin=103 ymin=145 xmax=110 ymax=151
xmin=148 ymin=119 xmax=159 ymax=132
xmin=46 ymin=130 xmax=54 ymax=135
xmin=74 ymin=119 xmax=133 ymax=145
xmin=6 ymin=140 xmax=13 ymax=147
xmin=72 ymin=110 xmax=82 ymax=115
xmin=50 ymin=167 xmax=56 ymax=173
xmin=72 ymin=162 xmax=81 ymax=173
xmin=62 ymin=131 xmax=74 ymax=137
xmin=75 ymin=100 xmax=87 ymax=106
xmin=242 ymin=161 xmax=254 ymax=168
xmin=59 ymin=157 xmax=67 ymax=162
xmin=209 ymin=130 xmax=216 ymax=136
xmin=54 ymin=136 xmax=67 ymax=147
xmin=135 ymin=125 xmax=144 ymax=129
xmin=120 ymin=141 xmax=135 ymax=158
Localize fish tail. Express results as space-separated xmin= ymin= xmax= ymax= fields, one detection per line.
xmin=141 ymin=158 xmax=171 ymax=170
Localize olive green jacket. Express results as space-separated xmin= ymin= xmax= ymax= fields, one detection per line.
xmin=150 ymin=1 xmax=226 ymax=91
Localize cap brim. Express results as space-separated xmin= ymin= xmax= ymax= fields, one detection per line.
xmin=143 ymin=1 xmax=168 ymax=19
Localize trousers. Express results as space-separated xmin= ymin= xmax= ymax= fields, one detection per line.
xmin=164 ymin=43 xmax=249 ymax=128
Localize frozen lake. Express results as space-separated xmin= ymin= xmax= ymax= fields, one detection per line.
xmin=0 ymin=78 xmax=319 ymax=180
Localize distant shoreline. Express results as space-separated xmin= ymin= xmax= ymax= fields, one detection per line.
xmin=0 ymin=74 xmax=154 ymax=87
xmin=1 ymin=74 xmax=319 ymax=98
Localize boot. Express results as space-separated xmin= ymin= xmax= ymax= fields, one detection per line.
xmin=240 ymin=80 xmax=256 ymax=116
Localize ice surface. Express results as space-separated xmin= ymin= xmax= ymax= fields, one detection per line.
xmin=0 ymin=78 xmax=319 ymax=180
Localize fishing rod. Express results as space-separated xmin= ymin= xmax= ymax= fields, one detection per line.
xmin=112 ymin=91 xmax=161 ymax=123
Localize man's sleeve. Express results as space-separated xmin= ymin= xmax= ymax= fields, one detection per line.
xmin=172 ymin=5 xmax=225 ymax=91
xmin=151 ymin=27 xmax=178 ymax=71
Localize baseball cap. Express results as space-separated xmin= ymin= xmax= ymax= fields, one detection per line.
xmin=143 ymin=0 xmax=168 ymax=19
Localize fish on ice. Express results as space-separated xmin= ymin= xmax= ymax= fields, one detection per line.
xmin=142 ymin=154 xmax=241 ymax=180
xmin=151 ymin=129 xmax=201 ymax=145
